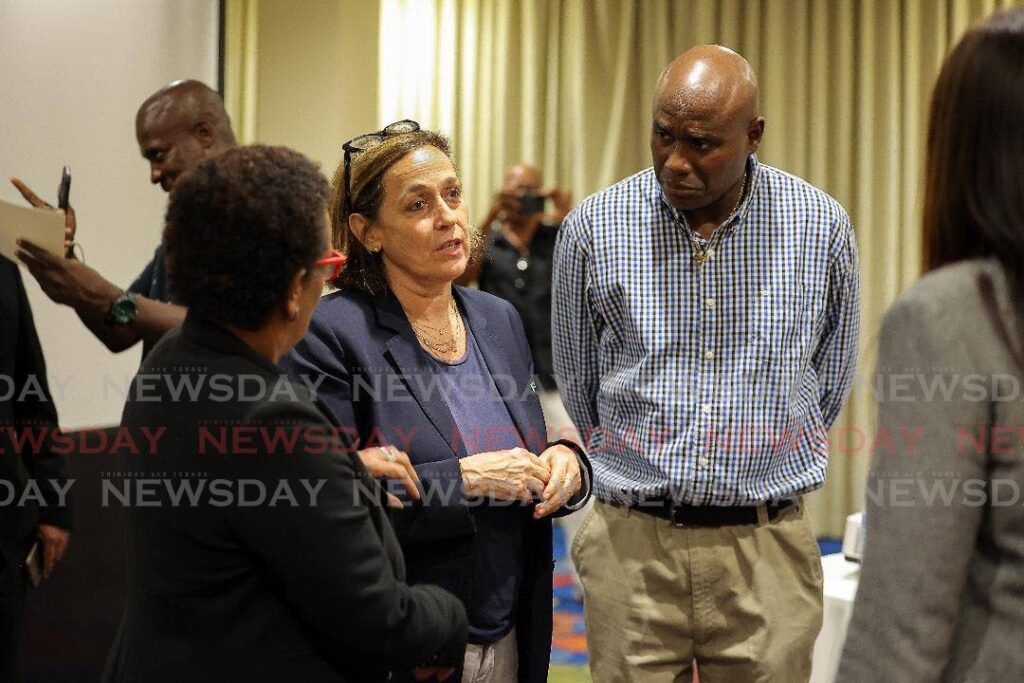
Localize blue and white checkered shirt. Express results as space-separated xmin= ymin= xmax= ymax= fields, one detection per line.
xmin=552 ymin=156 xmax=860 ymax=506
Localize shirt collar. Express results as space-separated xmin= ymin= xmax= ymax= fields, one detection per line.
xmin=658 ymin=154 xmax=761 ymax=233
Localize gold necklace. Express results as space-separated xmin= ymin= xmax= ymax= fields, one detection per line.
xmin=690 ymin=171 xmax=747 ymax=268
xmin=410 ymin=298 xmax=463 ymax=357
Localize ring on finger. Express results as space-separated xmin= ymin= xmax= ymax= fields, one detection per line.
xmin=380 ymin=446 xmax=397 ymax=463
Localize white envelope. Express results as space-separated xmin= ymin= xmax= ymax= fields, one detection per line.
xmin=0 ymin=197 xmax=65 ymax=262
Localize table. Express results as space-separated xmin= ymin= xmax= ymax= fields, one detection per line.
xmin=810 ymin=553 xmax=860 ymax=683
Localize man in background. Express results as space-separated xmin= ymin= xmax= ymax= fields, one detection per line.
xmin=553 ymin=45 xmax=860 ymax=681
xmin=12 ymin=80 xmax=237 ymax=358
xmin=0 ymin=257 xmax=72 ymax=680
xmin=462 ymin=163 xmax=572 ymax=399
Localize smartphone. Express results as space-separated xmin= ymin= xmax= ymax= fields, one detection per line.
xmin=58 ymin=166 xmax=71 ymax=210
xmin=518 ymin=191 xmax=545 ymax=216
xmin=24 ymin=543 xmax=43 ymax=588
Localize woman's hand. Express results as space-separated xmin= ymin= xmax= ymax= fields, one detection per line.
xmin=356 ymin=445 xmax=421 ymax=508
xmin=459 ymin=447 xmax=550 ymax=502
xmin=533 ymin=444 xmax=582 ymax=519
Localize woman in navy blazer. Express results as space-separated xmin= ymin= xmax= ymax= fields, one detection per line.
xmin=282 ymin=123 xmax=591 ymax=683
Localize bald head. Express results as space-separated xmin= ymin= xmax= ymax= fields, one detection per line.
xmin=655 ymin=45 xmax=759 ymax=122
xmin=504 ymin=163 xmax=543 ymax=193
xmin=136 ymin=80 xmax=236 ymax=146
xmin=650 ymin=45 xmax=764 ymax=219
xmin=135 ymin=80 xmax=237 ymax=192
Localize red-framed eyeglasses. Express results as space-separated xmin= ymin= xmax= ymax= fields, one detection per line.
xmin=315 ymin=249 xmax=347 ymax=283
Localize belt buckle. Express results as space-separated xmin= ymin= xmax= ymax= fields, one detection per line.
xmin=668 ymin=503 xmax=688 ymax=528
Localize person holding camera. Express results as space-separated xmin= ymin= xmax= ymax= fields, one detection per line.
xmin=459 ymin=164 xmax=572 ymax=396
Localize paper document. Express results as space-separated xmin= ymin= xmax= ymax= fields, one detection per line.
xmin=0 ymin=197 xmax=65 ymax=262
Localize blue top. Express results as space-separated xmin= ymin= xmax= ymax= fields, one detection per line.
xmin=427 ymin=323 xmax=525 ymax=645
xmin=129 ymin=245 xmax=170 ymax=359
xmin=279 ymin=285 xmax=594 ymax=683
xmin=552 ymin=155 xmax=861 ymax=505
xmin=129 ymin=245 xmax=169 ymax=302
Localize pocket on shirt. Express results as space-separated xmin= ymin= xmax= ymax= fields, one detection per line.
xmin=751 ymin=285 xmax=826 ymax=363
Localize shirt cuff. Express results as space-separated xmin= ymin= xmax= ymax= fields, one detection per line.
xmin=548 ymin=439 xmax=591 ymax=511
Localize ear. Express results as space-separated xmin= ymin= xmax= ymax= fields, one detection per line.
xmin=284 ymin=267 xmax=306 ymax=322
xmin=349 ymin=213 xmax=381 ymax=253
xmin=193 ymin=120 xmax=216 ymax=149
xmin=747 ymin=117 xmax=765 ymax=154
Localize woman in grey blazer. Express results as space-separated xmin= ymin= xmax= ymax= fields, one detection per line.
xmin=838 ymin=8 xmax=1024 ymax=681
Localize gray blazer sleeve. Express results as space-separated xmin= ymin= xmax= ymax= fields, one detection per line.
xmin=837 ymin=293 xmax=989 ymax=681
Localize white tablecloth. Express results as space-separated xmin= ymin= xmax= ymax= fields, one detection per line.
xmin=810 ymin=553 xmax=860 ymax=683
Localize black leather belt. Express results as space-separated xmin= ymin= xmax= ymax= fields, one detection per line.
xmin=622 ymin=498 xmax=796 ymax=527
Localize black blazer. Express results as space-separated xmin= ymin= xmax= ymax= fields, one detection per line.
xmin=0 ymin=258 xmax=71 ymax=559
xmin=103 ymin=313 xmax=467 ymax=683
xmin=282 ymin=286 xmax=592 ymax=683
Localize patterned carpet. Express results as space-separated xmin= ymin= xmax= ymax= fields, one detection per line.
xmin=548 ymin=523 xmax=843 ymax=682
xmin=550 ymin=523 xmax=589 ymax=681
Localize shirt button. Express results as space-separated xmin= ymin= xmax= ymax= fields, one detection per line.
xmin=704 ymin=350 xmax=714 ymax=360
xmin=706 ymin=248 xmax=715 ymax=260
xmin=701 ymin=403 xmax=712 ymax=414
xmin=706 ymin=297 xmax=715 ymax=309
xmin=514 ymin=278 xmax=526 ymax=289
xmin=761 ymin=288 xmax=770 ymax=297
xmin=698 ymin=456 xmax=710 ymax=468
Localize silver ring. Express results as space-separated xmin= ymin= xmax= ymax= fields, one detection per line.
xmin=380 ymin=446 xmax=397 ymax=463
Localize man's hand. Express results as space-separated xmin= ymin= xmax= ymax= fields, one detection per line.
xmin=542 ymin=186 xmax=573 ymax=224
xmin=15 ymin=238 xmax=118 ymax=308
xmin=11 ymin=177 xmax=77 ymax=257
xmin=355 ymin=445 xmax=421 ymax=508
xmin=533 ymin=444 xmax=582 ymax=519
xmin=459 ymin=447 xmax=551 ymax=502
xmin=37 ymin=523 xmax=70 ymax=579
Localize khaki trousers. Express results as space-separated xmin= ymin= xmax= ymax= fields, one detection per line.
xmin=571 ymin=500 xmax=823 ymax=683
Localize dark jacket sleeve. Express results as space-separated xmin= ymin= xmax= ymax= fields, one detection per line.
xmin=227 ymin=400 xmax=468 ymax=671
xmin=13 ymin=266 xmax=72 ymax=530
xmin=283 ymin=314 xmax=476 ymax=547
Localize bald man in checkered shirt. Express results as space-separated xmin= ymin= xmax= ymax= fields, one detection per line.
xmin=552 ymin=45 xmax=859 ymax=682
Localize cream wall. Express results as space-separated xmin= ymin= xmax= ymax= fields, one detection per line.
xmin=0 ymin=0 xmax=219 ymax=429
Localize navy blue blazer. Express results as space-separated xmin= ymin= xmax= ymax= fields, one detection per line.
xmin=282 ymin=286 xmax=591 ymax=683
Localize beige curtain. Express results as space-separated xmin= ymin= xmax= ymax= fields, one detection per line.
xmin=377 ymin=0 xmax=1022 ymax=536
xmin=376 ymin=0 xmax=1024 ymax=536
xmin=223 ymin=0 xmax=260 ymax=144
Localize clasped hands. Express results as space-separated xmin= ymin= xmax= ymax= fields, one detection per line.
xmin=356 ymin=444 xmax=581 ymax=519
xmin=459 ymin=445 xmax=581 ymax=519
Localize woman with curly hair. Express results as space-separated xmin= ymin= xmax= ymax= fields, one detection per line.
xmin=105 ymin=144 xmax=467 ymax=682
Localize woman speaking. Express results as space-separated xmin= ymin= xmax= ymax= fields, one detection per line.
xmin=283 ymin=123 xmax=592 ymax=682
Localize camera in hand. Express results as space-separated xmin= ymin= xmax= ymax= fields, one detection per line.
xmin=518 ymin=191 xmax=545 ymax=216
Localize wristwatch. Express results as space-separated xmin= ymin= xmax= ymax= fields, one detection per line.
xmin=106 ymin=291 xmax=138 ymax=326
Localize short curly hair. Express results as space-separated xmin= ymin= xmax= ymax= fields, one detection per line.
xmin=164 ymin=145 xmax=329 ymax=330
xmin=330 ymin=129 xmax=483 ymax=295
